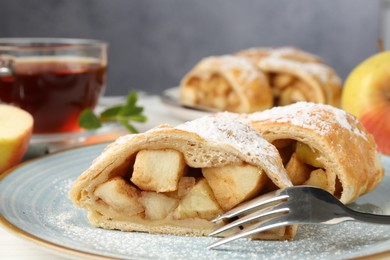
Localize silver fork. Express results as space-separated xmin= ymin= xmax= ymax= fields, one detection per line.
xmin=207 ymin=185 xmax=390 ymax=249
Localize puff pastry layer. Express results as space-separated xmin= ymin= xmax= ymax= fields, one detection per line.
xmin=237 ymin=47 xmax=342 ymax=107
xmin=245 ymin=102 xmax=384 ymax=204
xmin=70 ymin=113 xmax=296 ymax=239
xmin=179 ymin=47 xmax=342 ymax=113
xmin=179 ymin=55 xmax=273 ymax=113
xmin=70 ymin=102 xmax=384 ymax=241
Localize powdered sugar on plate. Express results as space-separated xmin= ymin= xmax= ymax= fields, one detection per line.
xmin=1 ymin=137 xmax=390 ymax=260
xmin=45 ymin=177 xmax=390 ymax=259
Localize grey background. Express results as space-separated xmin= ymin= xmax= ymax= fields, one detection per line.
xmin=0 ymin=0 xmax=383 ymax=95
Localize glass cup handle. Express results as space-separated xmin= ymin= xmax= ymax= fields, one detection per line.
xmin=0 ymin=55 xmax=14 ymax=77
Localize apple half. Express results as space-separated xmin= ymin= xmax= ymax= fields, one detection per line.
xmin=342 ymin=51 xmax=390 ymax=155
xmin=0 ymin=104 xmax=34 ymax=173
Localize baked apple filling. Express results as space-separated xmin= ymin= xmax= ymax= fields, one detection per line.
xmin=272 ymin=139 xmax=342 ymax=198
xmin=179 ymin=55 xmax=275 ymax=114
xmin=93 ymin=148 xmax=271 ymax=222
xmin=184 ymin=74 xmax=240 ymax=111
xmin=268 ymin=72 xmax=322 ymax=106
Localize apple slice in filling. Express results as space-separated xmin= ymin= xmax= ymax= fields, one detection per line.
xmin=295 ymin=142 xmax=324 ymax=168
xmin=93 ymin=148 xmax=276 ymax=223
xmin=274 ymin=140 xmax=336 ymax=194
xmin=131 ymin=149 xmax=186 ymax=192
xmin=94 ymin=177 xmax=144 ymax=216
xmin=202 ymin=164 xmax=268 ymax=211
xmin=139 ymin=192 xmax=179 ymax=220
xmin=172 ymin=178 xmax=223 ymax=220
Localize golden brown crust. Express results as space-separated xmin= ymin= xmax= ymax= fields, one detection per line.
xmin=179 ymin=47 xmax=342 ymax=114
xmin=236 ymin=47 xmax=323 ymax=64
xmin=179 ymin=55 xmax=273 ymax=113
xmin=70 ymin=113 xmax=294 ymax=239
xmin=245 ymin=102 xmax=384 ymax=204
xmin=70 ymin=103 xmax=383 ymax=241
xmin=237 ymin=47 xmax=342 ymax=107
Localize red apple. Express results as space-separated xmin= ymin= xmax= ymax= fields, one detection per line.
xmin=0 ymin=104 xmax=34 ymax=173
xmin=359 ymin=104 xmax=390 ymax=155
xmin=341 ymin=51 xmax=390 ymax=155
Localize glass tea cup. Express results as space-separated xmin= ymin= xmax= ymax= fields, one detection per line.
xmin=0 ymin=38 xmax=107 ymax=134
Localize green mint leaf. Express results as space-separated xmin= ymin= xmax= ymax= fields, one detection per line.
xmin=126 ymin=114 xmax=147 ymax=122
xmin=78 ymin=91 xmax=147 ymax=133
xmin=126 ymin=91 xmax=138 ymax=106
xmin=119 ymin=105 xmax=143 ymax=116
xmin=119 ymin=118 xmax=138 ymax=133
xmin=78 ymin=108 xmax=102 ymax=129
xmin=100 ymin=105 xmax=122 ymax=118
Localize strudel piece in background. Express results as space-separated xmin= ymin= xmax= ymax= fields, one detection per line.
xmin=237 ymin=47 xmax=342 ymax=107
xmin=70 ymin=113 xmax=297 ymax=239
xmin=245 ymin=102 xmax=384 ymax=204
xmin=179 ymin=55 xmax=273 ymax=113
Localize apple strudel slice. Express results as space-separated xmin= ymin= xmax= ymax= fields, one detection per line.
xmin=237 ymin=47 xmax=342 ymax=107
xmin=69 ymin=113 xmax=296 ymax=239
xmin=179 ymin=55 xmax=273 ymax=113
xmin=245 ymin=102 xmax=384 ymax=204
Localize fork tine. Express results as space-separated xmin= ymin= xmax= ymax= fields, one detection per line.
xmin=207 ymin=216 xmax=289 ymax=249
xmin=211 ymin=189 xmax=289 ymax=223
xmin=209 ymin=206 xmax=289 ymax=236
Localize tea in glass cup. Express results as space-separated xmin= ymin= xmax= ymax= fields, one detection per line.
xmin=0 ymin=38 xmax=107 ymax=134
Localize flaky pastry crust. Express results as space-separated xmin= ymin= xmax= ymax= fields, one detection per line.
xmin=244 ymin=102 xmax=384 ymax=204
xmin=70 ymin=113 xmax=296 ymax=239
xmin=179 ymin=55 xmax=273 ymax=113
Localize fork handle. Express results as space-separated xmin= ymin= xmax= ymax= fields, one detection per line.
xmin=346 ymin=208 xmax=390 ymax=225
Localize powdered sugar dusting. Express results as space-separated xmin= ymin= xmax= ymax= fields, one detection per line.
xmin=89 ymin=134 xmax=136 ymax=168
xmin=46 ymin=177 xmax=390 ymax=260
xmin=304 ymin=63 xmax=341 ymax=85
xmin=268 ymin=47 xmax=320 ymax=60
xmin=333 ymin=108 xmax=367 ymax=139
xmin=259 ymin=56 xmax=341 ymax=85
xmin=199 ymin=55 xmax=260 ymax=84
xmin=247 ymin=102 xmax=368 ymax=140
xmin=176 ymin=112 xmax=291 ymax=185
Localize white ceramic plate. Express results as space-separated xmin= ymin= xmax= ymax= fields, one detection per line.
xmin=160 ymin=87 xmax=214 ymax=121
xmin=0 ymin=144 xmax=390 ymax=259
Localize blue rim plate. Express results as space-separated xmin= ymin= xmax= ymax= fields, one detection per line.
xmin=0 ymin=143 xmax=389 ymax=260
